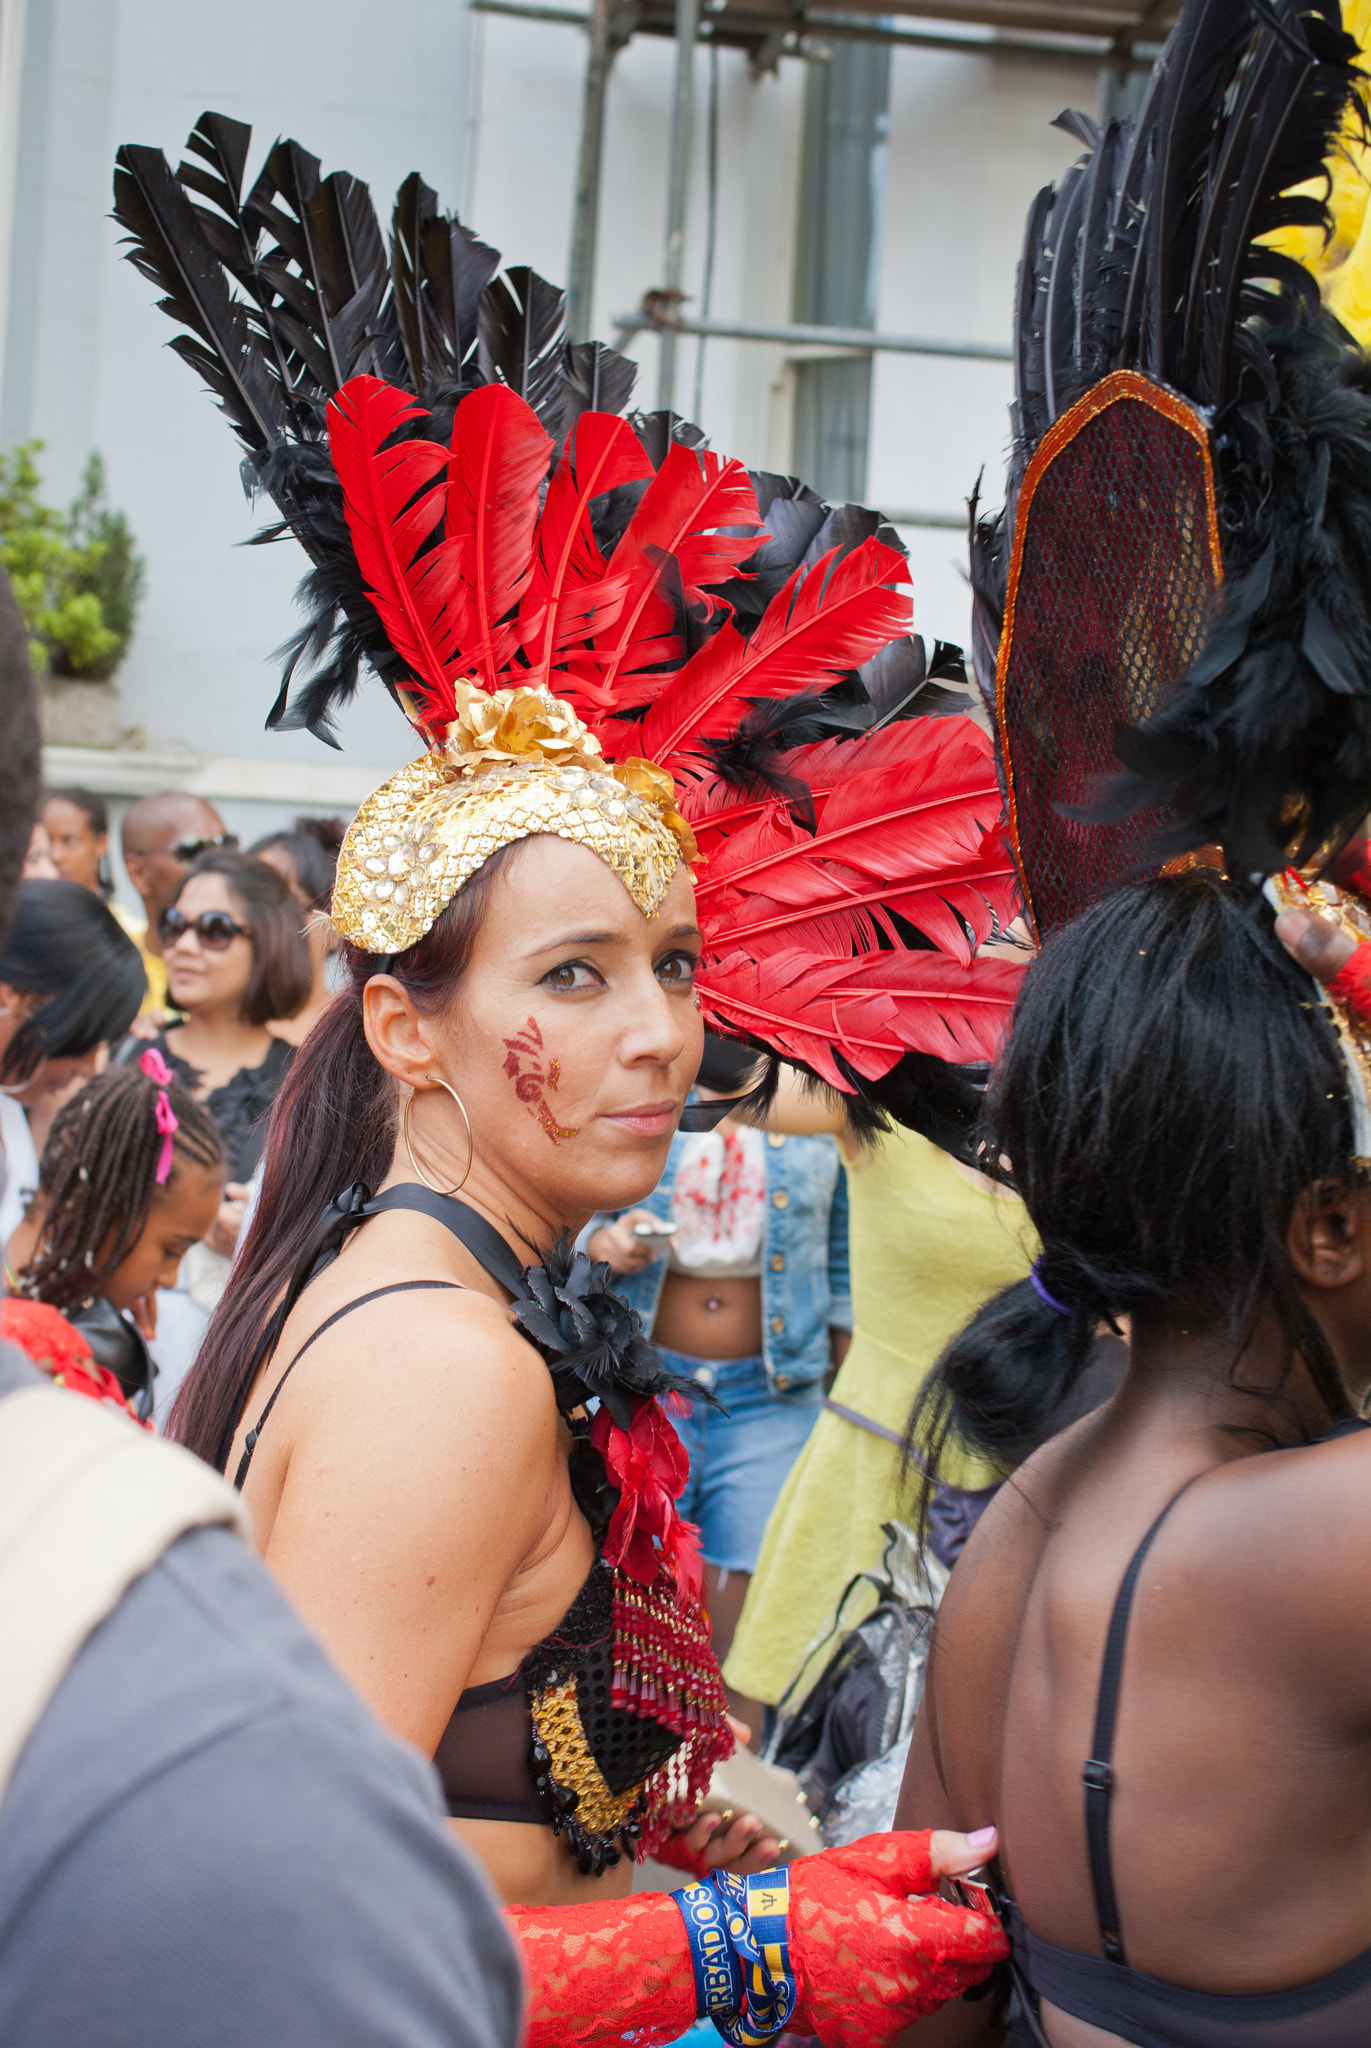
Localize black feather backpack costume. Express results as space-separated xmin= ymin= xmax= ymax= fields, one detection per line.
xmin=971 ymin=0 xmax=1371 ymax=937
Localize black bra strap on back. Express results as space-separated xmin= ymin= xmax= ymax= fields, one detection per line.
xmin=233 ymin=1279 xmax=463 ymax=1492
xmin=1083 ymin=1474 xmax=1204 ymax=1967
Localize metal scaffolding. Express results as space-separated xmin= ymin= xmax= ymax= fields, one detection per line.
xmin=479 ymin=0 xmax=1167 ymax=422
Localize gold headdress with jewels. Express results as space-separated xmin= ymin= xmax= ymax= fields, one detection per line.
xmin=334 ymin=681 xmax=694 ymax=952
xmin=117 ymin=111 xmax=1030 ymax=1158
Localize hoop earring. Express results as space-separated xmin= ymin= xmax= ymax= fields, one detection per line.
xmin=403 ymin=1078 xmax=474 ymax=1197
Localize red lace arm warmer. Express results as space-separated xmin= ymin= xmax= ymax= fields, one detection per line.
xmin=1327 ymin=941 xmax=1371 ymax=1034
xmin=507 ymin=1833 xmax=1009 ymax=2048
xmin=508 ymin=1890 xmax=697 ymax=2048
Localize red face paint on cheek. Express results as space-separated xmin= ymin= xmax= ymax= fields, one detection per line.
xmin=502 ymin=1017 xmax=579 ymax=1144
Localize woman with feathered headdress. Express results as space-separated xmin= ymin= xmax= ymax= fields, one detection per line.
xmin=114 ymin=114 xmax=1013 ymax=2043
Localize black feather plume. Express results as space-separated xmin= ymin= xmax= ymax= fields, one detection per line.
xmin=990 ymin=0 xmax=1371 ymax=881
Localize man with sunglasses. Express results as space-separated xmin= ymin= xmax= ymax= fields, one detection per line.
xmin=119 ymin=794 xmax=237 ymax=1014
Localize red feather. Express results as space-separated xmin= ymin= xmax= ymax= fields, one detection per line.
xmin=520 ymin=413 xmax=653 ymax=689
xmin=587 ymin=443 xmax=763 ymax=703
xmin=446 ymin=383 xmax=553 ymax=689
xmin=697 ymin=948 xmax=1025 ymax=1090
xmin=327 ymin=376 xmax=459 ymax=728
xmin=695 ymin=723 xmax=1014 ymax=965
xmin=637 ymin=540 xmax=911 ymax=773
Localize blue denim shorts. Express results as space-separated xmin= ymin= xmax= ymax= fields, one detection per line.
xmin=660 ymin=1347 xmax=822 ymax=1575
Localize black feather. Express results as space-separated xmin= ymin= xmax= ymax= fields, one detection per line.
xmin=558 ymin=340 xmax=638 ymax=431
xmin=478 ymin=265 xmax=567 ymax=427
xmin=113 ymin=144 xmax=287 ymax=455
xmin=389 ymin=171 xmax=441 ymax=393
xmin=989 ymin=0 xmax=1371 ymax=883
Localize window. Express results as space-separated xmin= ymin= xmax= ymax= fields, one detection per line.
xmin=792 ymin=41 xmax=891 ymax=504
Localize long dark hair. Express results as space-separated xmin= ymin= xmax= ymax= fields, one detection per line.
xmin=18 ymin=1065 xmax=222 ymax=1311
xmin=907 ymin=871 xmax=1358 ymax=1483
xmin=169 ymin=843 xmax=518 ymax=1467
xmin=2 ymin=879 xmax=145 ymax=1082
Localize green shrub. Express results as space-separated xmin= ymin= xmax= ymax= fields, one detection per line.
xmin=0 ymin=444 xmax=144 ymax=680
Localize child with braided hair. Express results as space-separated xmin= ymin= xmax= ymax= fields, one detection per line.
xmin=7 ymin=1051 xmax=223 ymax=1419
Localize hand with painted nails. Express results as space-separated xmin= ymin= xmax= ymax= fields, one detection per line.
xmin=787 ymin=1827 xmax=1007 ymax=2047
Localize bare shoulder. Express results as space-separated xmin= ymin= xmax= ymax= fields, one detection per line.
xmin=1191 ymin=1424 xmax=1371 ymax=1605
xmin=268 ymin=1279 xmax=561 ymax=1477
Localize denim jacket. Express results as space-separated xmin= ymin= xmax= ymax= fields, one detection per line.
xmin=584 ymin=1122 xmax=851 ymax=1394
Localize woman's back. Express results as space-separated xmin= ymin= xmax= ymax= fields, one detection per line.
xmin=902 ymin=1357 xmax=1371 ymax=2048
xmin=893 ymin=873 xmax=1371 ymax=2045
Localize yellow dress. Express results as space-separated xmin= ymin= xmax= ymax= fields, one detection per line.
xmin=723 ymin=1127 xmax=1033 ymax=1706
xmin=110 ymin=902 xmax=167 ymax=1014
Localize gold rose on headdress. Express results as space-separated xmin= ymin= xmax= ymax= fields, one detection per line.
xmin=612 ymin=757 xmax=699 ymax=867
xmin=444 ymin=680 xmax=604 ymax=775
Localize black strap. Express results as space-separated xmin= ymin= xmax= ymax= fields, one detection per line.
xmin=1083 ymin=1474 xmax=1203 ymax=1965
xmin=233 ymin=1280 xmax=462 ymax=1492
xmin=365 ymin=1184 xmax=532 ymax=1300
xmin=219 ymin=1182 xmax=535 ymax=1480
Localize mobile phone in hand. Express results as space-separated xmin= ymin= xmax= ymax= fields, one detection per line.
xmin=632 ymin=1220 xmax=679 ymax=1238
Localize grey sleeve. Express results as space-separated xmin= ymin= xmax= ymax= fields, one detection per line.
xmin=0 ymin=1706 xmax=524 ymax=2048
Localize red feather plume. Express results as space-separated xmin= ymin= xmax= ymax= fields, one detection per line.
xmin=445 ymin=383 xmax=553 ymax=689
xmin=327 ymin=377 xmax=459 ymax=729
xmin=519 ymin=413 xmax=652 ymax=688
xmin=697 ymin=948 xmax=1025 ymax=1090
xmin=582 ymin=442 xmax=764 ymax=709
xmin=694 ymin=721 xmax=1013 ymax=963
xmin=635 ymin=540 xmax=912 ymax=775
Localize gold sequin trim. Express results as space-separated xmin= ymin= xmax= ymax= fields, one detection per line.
xmin=530 ymin=1676 xmax=641 ymax=1838
xmin=332 ymin=685 xmax=693 ymax=953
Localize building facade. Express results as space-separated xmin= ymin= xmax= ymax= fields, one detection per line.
xmin=0 ymin=0 xmax=1097 ymax=877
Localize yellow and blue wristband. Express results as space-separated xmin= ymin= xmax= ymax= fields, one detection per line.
xmin=672 ymin=1868 xmax=797 ymax=2047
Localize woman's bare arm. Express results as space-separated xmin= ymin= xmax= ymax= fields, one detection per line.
xmin=892 ymin=1712 xmax=1005 ymax=2047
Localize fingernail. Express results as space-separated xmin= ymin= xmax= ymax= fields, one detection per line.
xmin=967 ymin=1827 xmax=997 ymax=1852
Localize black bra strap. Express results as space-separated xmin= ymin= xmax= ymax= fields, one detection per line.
xmin=233 ymin=1279 xmax=462 ymax=1492
xmin=219 ymin=1181 xmax=534 ymax=1479
xmin=365 ymin=1184 xmax=532 ymax=1300
xmin=1083 ymin=1474 xmax=1203 ymax=1966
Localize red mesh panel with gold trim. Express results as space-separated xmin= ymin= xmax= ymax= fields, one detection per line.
xmin=995 ymin=371 xmax=1223 ymax=938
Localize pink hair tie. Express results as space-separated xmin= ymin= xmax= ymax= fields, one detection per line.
xmin=139 ymin=1047 xmax=179 ymax=1184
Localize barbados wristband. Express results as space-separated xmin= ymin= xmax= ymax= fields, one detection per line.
xmin=673 ymin=1877 xmax=744 ymax=2025
xmin=671 ymin=1869 xmax=796 ymax=2048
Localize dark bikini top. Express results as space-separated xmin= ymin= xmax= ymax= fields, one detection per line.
xmin=230 ymin=1182 xmax=731 ymax=1875
xmin=1009 ymin=1417 xmax=1371 ymax=2048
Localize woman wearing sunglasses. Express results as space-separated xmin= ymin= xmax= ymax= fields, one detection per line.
xmin=147 ymin=852 xmax=311 ymax=1297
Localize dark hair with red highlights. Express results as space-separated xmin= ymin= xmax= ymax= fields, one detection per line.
xmin=177 ymin=849 xmax=312 ymax=1027
xmin=169 ymin=842 xmax=519 ymax=1468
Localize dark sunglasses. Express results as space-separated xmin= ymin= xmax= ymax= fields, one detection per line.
xmin=172 ymin=832 xmax=239 ymax=863
xmin=159 ymin=906 xmax=249 ymax=950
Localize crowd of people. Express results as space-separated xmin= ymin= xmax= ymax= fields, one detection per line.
xmin=11 ymin=3 xmax=1371 ymax=2045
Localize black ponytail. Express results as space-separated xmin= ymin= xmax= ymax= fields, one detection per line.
xmin=907 ymin=1274 xmax=1099 ymax=1483
xmin=170 ymin=841 xmax=520 ymax=1467
xmin=908 ymin=869 xmax=1359 ymax=1497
